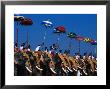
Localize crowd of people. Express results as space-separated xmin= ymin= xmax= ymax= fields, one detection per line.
xmin=14 ymin=43 xmax=97 ymax=76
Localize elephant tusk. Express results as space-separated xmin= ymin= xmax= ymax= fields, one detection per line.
xmin=25 ymin=66 xmax=32 ymax=73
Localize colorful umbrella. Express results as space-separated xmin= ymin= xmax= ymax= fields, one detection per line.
xmin=83 ymin=37 xmax=91 ymax=42
xmin=41 ymin=20 xmax=53 ymax=28
xmin=75 ymin=36 xmax=84 ymax=41
xmin=54 ymin=26 xmax=66 ymax=33
xmin=67 ymin=32 xmax=77 ymax=38
xmin=14 ymin=16 xmax=24 ymax=22
xmin=20 ymin=18 xmax=33 ymax=47
xmin=90 ymin=40 xmax=97 ymax=45
xmin=20 ymin=18 xmax=33 ymax=25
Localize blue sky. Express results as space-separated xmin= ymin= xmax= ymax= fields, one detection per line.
xmin=14 ymin=14 xmax=97 ymax=56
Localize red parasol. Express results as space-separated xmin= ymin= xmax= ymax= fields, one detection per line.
xmin=20 ymin=18 xmax=33 ymax=25
xmin=54 ymin=26 xmax=66 ymax=33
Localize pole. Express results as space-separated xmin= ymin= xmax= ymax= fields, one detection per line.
xmin=69 ymin=38 xmax=72 ymax=50
xmin=57 ymin=33 xmax=60 ymax=49
xmin=44 ymin=30 xmax=46 ymax=44
xmin=16 ymin=22 xmax=19 ymax=47
xmin=16 ymin=28 xmax=18 ymax=47
xmin=27 ymin=30 xmax=29 ymax=48
xmin=78 ymin=40 xmax=80 ymax=54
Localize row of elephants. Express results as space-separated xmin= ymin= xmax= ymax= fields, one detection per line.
xmin=14 ymin=48 xmax=97 ymax=76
